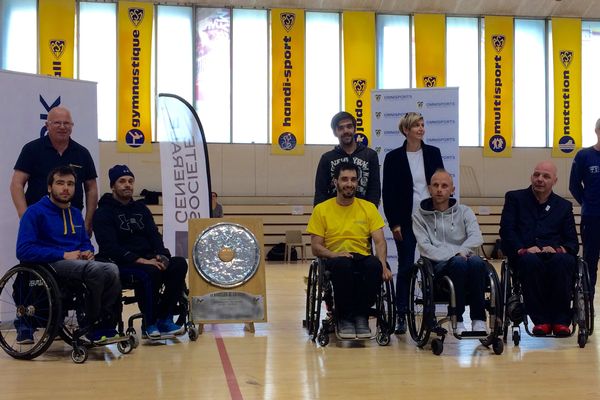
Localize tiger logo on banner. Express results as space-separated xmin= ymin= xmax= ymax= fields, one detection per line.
xmin=492 ymin=35 xmax=505 ymax=52
xmin=280 ymin=12 xmax=295 ymax=31
xmin=129 ymin=7 xmax=144 ymax=25
xmin=560 ymin=50 xmax=573 ymax=68
xmin=353 ymin=79 xmax=366 ymax=97
xmin=423 ymin=76 xmax=438 ymax=87
xmin=49 ymin=40 xmax=65 ymax=60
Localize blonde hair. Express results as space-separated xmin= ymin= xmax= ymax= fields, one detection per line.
xmin=398 ymin=112 xmax=424 ymax=137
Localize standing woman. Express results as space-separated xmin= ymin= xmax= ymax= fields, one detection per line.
xmin=382 ymin=112 xmax=444 ymax=334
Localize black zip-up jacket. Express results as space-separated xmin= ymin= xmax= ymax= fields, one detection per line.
xmin=93 ymin=193 xmax=170 ymax=264
xmin=313 ymin=144 xmax=381 ymax=206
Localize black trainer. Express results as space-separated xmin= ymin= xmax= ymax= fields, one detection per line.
xmin=355 ymin=315 xmax=371 ymax=338
xmin=395 ymin=315 xmax=407 ymax=334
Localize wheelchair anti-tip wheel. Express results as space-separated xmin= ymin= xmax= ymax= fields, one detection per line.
xmin=71 ymin=345 xmax=88 ymax=364
xmin=188 ymin=325 xmax=199 ymax=341
xmin=431 ymin=338 xmax=444 ymax=355
xmin=117 ymin=337 xmax=134 ymax=354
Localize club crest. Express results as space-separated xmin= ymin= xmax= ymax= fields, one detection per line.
xmin=128 ymin=8 xmax=144 ymax=26
xmin=492 ymin=35 xmax=505 ymax=53
xmin=375 ymin=94 xmax=381 ymax=102
xmin=423 ymin=76 xmax=437 ymax=87
xmin=352 ymin=79 xmax=366 ymax=97
xmin=560 ymin=50 xmax=573 ymax=68
xmin=280 ymin=13 xmax=295 ymax=32
xmin=49 ymin=40 xmax=65 ymax=60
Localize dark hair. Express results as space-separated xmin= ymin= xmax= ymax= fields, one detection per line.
xmin=330 ymin=111 xmax=356 ymax=132
xmin=211 ymin=192 xmax=218 ymax=197
xmin=333 ymin=162 xmax=358 ymax=180
xmin=47 ymin=165 xmax=77 ymax=186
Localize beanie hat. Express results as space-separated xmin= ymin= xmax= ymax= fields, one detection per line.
xmin=109 ymin=164 xmax=134 ymax=187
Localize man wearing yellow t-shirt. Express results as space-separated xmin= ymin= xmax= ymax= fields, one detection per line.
xmin=307 ymin=162 xmax=392 ymax=339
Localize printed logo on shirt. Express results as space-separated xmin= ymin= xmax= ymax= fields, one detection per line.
xmin=119 ymin=214 xmax=145 ymax=232
xmin=589 ymin=165 xmax=600 ymax=174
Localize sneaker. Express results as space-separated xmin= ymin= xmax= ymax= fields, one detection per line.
xmin=337 ymin=318 xmax=356 ymax=339
xmin=552 ymin=324 xmax=571 ymax=337
xmin=472 ymin=320 xmax=488 ymax=333
xmin=532 ymin=323 xmax=552 ymax=336
xmin=355 ymin=315 xmax=371 ymax=339
xmin=16 ymin=329 xmax=34 ymax=345
xmin=157 ymin=318 xmax=185 ymax=336
xmin=394 ymin=316 xmax=407 ymax=335
xmin=145 ymin=324 xmax=161 ymax=339
xmin=455 ymin=321 xmax=467 ymax=335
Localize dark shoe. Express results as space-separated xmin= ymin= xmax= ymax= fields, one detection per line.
xmin=16 ymin=328 xmax=34 ymax=345
xmin=354 ymin=315 xmax=371 ymax=339
xmin=552 ymin=324 xmax=571 ymax=337
xmin=337 ymin=318 xmax=356 ymax=339
xmin=532 ymin=323 xmax=552 ymax=336
xmin=394 ymin=316 xmax=406 ymax=335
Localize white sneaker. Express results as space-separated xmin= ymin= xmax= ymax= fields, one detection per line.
xmin=455 ymin=321 xmax=467 ymax=335
xmin=472 ymin=320 xmax=488 ymax=333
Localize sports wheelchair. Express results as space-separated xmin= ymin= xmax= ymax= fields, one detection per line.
xmin=304 ymin=258 xmax=396 ymax=346
xmin=407 ymin=257 xmax=504 ymax=355
xmin=0 ymin=263 xmax=135 ymax=363
xmin=501 ymin=256 xmax=594 ymax=348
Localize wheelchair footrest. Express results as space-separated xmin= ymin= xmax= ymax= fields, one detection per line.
xmin=460 ymin=330 xmax=488 ymax=338
xmin=93 ymin=335 xmax=130 ymax=345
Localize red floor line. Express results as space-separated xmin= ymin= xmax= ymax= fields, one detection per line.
xmin=214 ymin=328 xmax=244 ymax=400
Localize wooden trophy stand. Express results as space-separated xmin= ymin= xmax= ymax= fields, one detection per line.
xmin=188 ymin=217 xmax=267 ymax=334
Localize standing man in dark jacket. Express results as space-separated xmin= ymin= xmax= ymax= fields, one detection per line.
xmin=500 ymin=161 xmax=579 ymax=337
xmin=93 ymin=165 xmax=188 ymax=339
xmin=313 ymin=111 xmax=380 ymax=207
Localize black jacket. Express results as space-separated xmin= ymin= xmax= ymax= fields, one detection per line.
xmin=499 ymin=187 xmax=579 ymax=259
xmin=93 ymin=193 xmax=170 ymax=264
xmin=382 ymin=141 xmax=444 ymax=231
xmin=313 ymin=144 xmax=381 ymax=206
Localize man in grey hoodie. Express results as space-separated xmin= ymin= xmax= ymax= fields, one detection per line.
xmin=412 ymin=169 xmax=488 ymax=334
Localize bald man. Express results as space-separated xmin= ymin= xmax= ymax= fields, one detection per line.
xmin=11 ymin=106 xmax=98 ymax=235
xmin=500 ymin=161 xmax=579 ymax=337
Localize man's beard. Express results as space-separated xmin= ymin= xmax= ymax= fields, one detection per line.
xmin=50 ymin=191 xmax=72 ymax=204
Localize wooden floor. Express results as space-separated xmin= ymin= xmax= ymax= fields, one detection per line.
xmin=2 ymin=262 xmax=600 ymax=399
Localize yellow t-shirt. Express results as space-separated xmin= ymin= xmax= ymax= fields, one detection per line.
xmin=306 ymin=197 xmax=385 ymax=255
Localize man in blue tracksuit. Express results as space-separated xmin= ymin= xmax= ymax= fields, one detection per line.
xmin=16 ymin=165 xmax=121 ymax=343
xmin=569 ymin=118 xmax=600 ymax=297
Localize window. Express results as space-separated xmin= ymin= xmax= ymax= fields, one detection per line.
xmin=0 ymin=0 xmax=36 ymax=73
xmin=376 ymin=14 xmax=410 ymax=89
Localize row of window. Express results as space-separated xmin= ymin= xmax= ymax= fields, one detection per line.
xmin=2 ymin=1 xmax=600 ymax=147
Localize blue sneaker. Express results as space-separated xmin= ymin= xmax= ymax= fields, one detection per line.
xmin=16 ymin=328 xmax=34 ymax=345
xmin=145 ymin=324 xmax=161 ymax=338
xmin=157 ymin=318 xmax=185 ymax=336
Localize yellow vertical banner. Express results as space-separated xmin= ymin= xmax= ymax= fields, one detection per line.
xmin=117 ymin=2 xmax=153 ymax=153
xmin=552 ymin=18 xmax=582 ymax=158
xmin=483 ymin=16 xmax=514 ymax=157
xmin=343 ymin=11 xmax=375 ymax=145
xmin=38 ymin=0 xmax=75 ymax=78
xmin=414 ymin=14 xmax=446 ymax=88
xmin=271 ymin=9 xmax=305 ymax=155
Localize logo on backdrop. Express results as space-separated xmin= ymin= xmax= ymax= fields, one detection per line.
xmin=375 ymin=111 xmax=381 ymax=119
xmin=417 ymin=101 xmax=424 ymax=108
xmin=492 ymin=35 xmax=505 ymax=52
xmin=352 ymin=79 xmax=366 ymax=97
xmin=354 ymin=133 xmax=368 ymax=146
xmin=560 ymin=50 xmax=573 ymax=68
xmin=423 ymin=76 xmax=437 ymax=87
xmin=375 ymin=94 xmax=381 ymax=102
xmin=489 ymin=135 xmax=506 ymax=153
xmin=558 ymin=135 xmax=575 ymax=153
xmin=126 ymin=129 xmax=145 ymax=148
xmin=278 ymin=132 xmax=297 ymax=150
xmin=280 ymin=12 xmax=295 ymax=32
xmin=128 ymin=8 xmax=145 ymax=26
xmin=49 ymin=40 xmax=65 ymax=59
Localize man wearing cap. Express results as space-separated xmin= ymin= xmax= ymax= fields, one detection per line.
xmin=93 ymin=165 xmax=188 ymax=338
xmin=313 ymin=111 xmax=381 ymax=206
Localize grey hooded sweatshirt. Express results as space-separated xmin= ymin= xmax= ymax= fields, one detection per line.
xmin=412 ymin=197 xmax=483 ymax=262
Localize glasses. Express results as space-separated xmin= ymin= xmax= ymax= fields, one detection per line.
xmin=48 ymin=121 xmax=73 ymax=128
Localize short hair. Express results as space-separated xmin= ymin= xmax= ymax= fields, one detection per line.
xmin=330 ymin=111 xmax=356 ymax=132
xmin=47 ymin=165 xmax=77 ymax=186
xmin=595 ymin=118 xmax=600 ymax=131
xmin=211 ymin=191 xmax=218 ymax=197
xmin=398 ymin=112 xmax=424 ymax=137
xmin=333 ymin=162 xmax=358 ymax=180
xmin=431 ymin=168 xmax=453 ymax=183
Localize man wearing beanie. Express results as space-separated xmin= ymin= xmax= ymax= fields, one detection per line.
xmin=313 ymin=111 xmax=380 ymax=207
xmin=93 ymin=164 xmax=188 ymax=339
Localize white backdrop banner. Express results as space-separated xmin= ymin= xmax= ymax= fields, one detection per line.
xmin=158 ymin=94 xmax=211 ymax=259
xmin=0 ymin=70 xmax=98 ymax=275
xmin=371 ymin=87 xmax=460 ymax=273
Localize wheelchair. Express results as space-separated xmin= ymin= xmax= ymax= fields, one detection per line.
xmin=304 ymin=257 xmax=396 ymax=347
xmin=501 ymin=256 xmax=594 ymax=348
xmin=121 ymin=274 xmax=199 ymax=343
xmin=0 ymin=263 xmax=135 ymax=363
xmin=407 ymin=257 xmax=504 ymax=355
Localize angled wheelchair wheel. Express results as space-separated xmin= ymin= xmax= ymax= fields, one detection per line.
xmin=304 ymin=260 xmax=318 ymax=336
xmin=0 ymin=264 xmax=62 ymax=360
xmin=378 ymin=279 xmax=396 ymax=337
xmin=485 ymin=261 xmax=504 ymax=337
xmin=407 ymin=259 xmax=434 ymax=348
xmin=574 ymin=258 xmax=592 ymax=346
xmin=500 ymin=260 xmax=510 ymax=343
xmin=582 ymin=260 xmax=594 ymax=336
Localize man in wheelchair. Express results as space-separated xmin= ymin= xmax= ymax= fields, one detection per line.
xmin=16 ymin=165 xmax=121 ymax=343
xmin=500 ymin=161 xmax=579 ymax=337
xmin=93 ymin=165 xmax=188 ymax=339
xmin=412 ymin=169 xmax=488 ymax=335
xmin=307 ymin=162 xmax=392 ymax=339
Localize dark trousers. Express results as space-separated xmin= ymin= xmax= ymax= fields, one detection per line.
xmin=515 ymin=253 xmax=576 ymax=325
xmin=581 ymin=215 xmax=600 ymax=296
xmin=120 ymin=257 xmax=188 ymax=325
xmin=394 ymin=226 xmax=416 ymax=315
xmin=433 ymin=255 xmax=487 ymax=322
xmin=325 ymin=254 xmax=382 ymax=319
